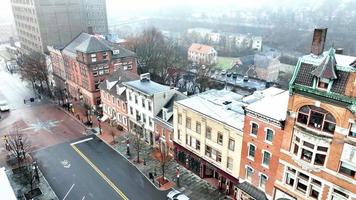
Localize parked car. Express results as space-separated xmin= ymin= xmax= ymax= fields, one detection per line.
xmin=167 ymin=190 xmax=190 ymax=200
xmin=226 ymin=72 xmax=232 ymax=77
xmin=232 ymin=72 xmax=238 ymax=78
xmin=0 ymin=100 xmax=10 ymax=112
xmin=243 ymin=76 xmax=249 ymax=82
xmin=220 ymin=70 xmax=226 ymax=75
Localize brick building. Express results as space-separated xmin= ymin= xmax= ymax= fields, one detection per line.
xmin=273 ymin=29 xmax=356 ymax=200
xmin=48 ymin=46 xmax=66 ymax=90
xmin=61 ymin=32 xmax=137 ymax=108
xmin=154 ymin=93 xmax=186 ymax=156
xmin=237 ymin=89 xmax=289 ymax=200
xmin=99 ymin=69 xmax=140 ymax=131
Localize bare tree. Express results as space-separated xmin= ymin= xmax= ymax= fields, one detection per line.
xmin=5 ymin=128 xmax=31 ymax=165
xmin=17 ymin=51 xmax=52 ymax=97
xmin=157 ymin=146 xmax=172 ymax=182
xmin=132 ymin=126 xmax=144 ymax=163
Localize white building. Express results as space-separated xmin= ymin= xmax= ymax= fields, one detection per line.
xmin=124 ymin=73 xmax=176 ymax=146
xmin=251 ymin=36 xmax=263 ymax=51
xmin=188 ymin=43 xmax=218 ymax=65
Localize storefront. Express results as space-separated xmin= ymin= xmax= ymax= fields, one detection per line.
xmin=174 ymin=142 xmax=239 ymax=196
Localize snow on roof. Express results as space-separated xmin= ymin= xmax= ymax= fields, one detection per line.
xmin=124 ymin=79 xmax=171 ymax=96
xmin=176 ymin=89 xmax=246 ymax=131
xmin=242 ymin=87 xmax=285 ymax=104
xmin=301 ymin=49 xmax=356 ymax=70
xmin=247 ymin=90 xmax=289 ymax=121
xmin=0 ymin=167 xmax=16 ymax=200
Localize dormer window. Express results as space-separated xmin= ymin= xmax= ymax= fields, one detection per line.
xmin=91 ymin=53 xmax=97 ymax=62
xmin=317 ymin=78 xmax=329 ymax=90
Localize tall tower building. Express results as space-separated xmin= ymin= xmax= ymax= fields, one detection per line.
xmin=10 ymin=0 xmax=108 ymax=54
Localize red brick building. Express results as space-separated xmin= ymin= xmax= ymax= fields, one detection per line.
xmin=154 ymin=93 xmax=186 ymax=156
xmin=48 ymin=45 xmax=66 ymax=90
xmin=273 ymin=29 xmax=356 ymax=200
xmin=237 ymin=89 xmax=288 ymax=200
xmin=99 ymin=69 xmax=139 ymax=131
xmin=61 ymin=32 xmax=137 ymax=108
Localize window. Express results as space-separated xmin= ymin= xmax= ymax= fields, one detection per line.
xmin=148 ymin=102 xmax=152 ymax=111
xmin=169 ymin=131 xmax=173 ymax=141
xmin=228 ymin=139 xmax=235 ymax=151
xmin=205 ymin=145 xmax=212 ymax=157
xmin=217 ymin=132 xmax=223 ymax=145
xmin=338 ymin=162 xmax=356 ymax=177
xmin=102 ymin=52 xmax=108 ymax=60
xmin=262 ymin=151 xmax=271 ymax=167
xmin=149 ymin=117 xmax=152 ymax=127
xmin=128 ymin=92 xmax=132 ymax=101
xmin=178 ymin=129 xmax=181 ymax=141
xmin=91 ymin=53 xmax=97 ymax=62
xmin=246 ymin=167 xmax=253 ymax=181
xmin=142 ymin=99 xmax=145 ymax=108
xmin=284 ymin=168 xmax=322 ymax=199
xmin=188 ymin=136 xmax=200 ymax=151
xmin=251 ymin=122 xmax=258 ymax=135
xmin=317 ymin=78 xmax=329 ymax=89
xmin=259 ymin=174 xmax=268 ymax=189
xmin=186 ymin=117 xmax=191 ymax=129
xmin=292 ymin=135 xmax=328 ymax=166
xmin=196 ymin=122 xmax=201 ymax=134
xmin=248 ymin=144 xmax=256 ymax=159
xmin=130 ymin=107 xmax=133 ymax=115
xmin=142 ymin=113 xmax=146 ymax=123
xmin=227 ymin=157 xmax=233 ymax=170
xmin=134 ymin=95 xmax=138 ymax=104
xmin=93 ymin=71 xmax=98 ymax=77
xmin=178 ymin=114 xmax=182 ymax=124
xmin=330 ymin=189 xmax=349 ymax=200
xmin=296 ymin=105 xmax=336 ymax=134
xmin=349 ymin=123 xmax=356 ymax=137
xmin=206 ymin=126 xmax=211 ymax=139
xmin=265 ymin=128 xmax=274 ymax=142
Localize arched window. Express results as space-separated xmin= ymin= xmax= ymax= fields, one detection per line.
xmin=297 ymin=105 xmax=336 ymax=134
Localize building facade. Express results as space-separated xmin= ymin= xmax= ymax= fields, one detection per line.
xmin=173 ymin=90 xmax=246 ymax=196
xmin=48 ymin=46 xmax=66 ymax=90
xmin=10 ymin=0 xmax=108 ymax=53
xmin=124 ymin=74 xmax=176 ymax=146
xmin=99 ymin=69 xmax=139 ymax=131
xmin=154 ymin=93 xmax=186 ymax=156
xmin=237 ymin=89 xmax=289 ymax=200
xmin=273 ymin=29 xmax=356 ymax=200
xmin=62 ymin=32 xmax=137 ymax=108
xmin=188 ymin=43 xmax=217 ymax=65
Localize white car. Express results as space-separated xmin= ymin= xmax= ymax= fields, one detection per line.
xmin=167 ymin=190 xmax=189 ymax=200
xmin=0 ymin=100 xmax=10 ymax=112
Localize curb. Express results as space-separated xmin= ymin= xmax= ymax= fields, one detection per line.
xmin=37 ymin=168 xmax=59 ymax=200
xmin=96 ymin=134 xmax=169 ymax=192
xmin=57 ymin=105 xmax=87 ymax=129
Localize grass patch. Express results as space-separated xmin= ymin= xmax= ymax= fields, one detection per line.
xmin=217 ymin=57 xmax=236 ymax=70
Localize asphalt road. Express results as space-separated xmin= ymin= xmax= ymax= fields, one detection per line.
xmin=33 ymin=136 xmax=169 ymax=200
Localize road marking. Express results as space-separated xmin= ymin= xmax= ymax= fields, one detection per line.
xmin=70 ymin=137 xmax=93 ymax=145
xmin=63 ymin=183 xmax=75 ymax=200
xmin=71 ymin=144 xmax=129 ymax=200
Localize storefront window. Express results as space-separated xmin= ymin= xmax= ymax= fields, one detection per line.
xmin=296 ymin=105 xmax=336 ymax=134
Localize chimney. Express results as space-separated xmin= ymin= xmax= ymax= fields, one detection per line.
xmin=335 ymin=48 xmax=344 ymax=55
xmin=140 ymin=73 xmax=150 ymax=82
xmin=88 ymin=26 xmax=94 ymax=35
xmin=311 ymin=28 xmax=327 ymax=56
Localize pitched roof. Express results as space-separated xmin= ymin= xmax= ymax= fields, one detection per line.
xmin=156 ymin=93 xmax=187 ymax=125
xmin=311 ymin=48 xmax=338 ymax=79
xmin=99 ymin=69 xmax=140 ymax=100
xmin=188 ymin=43 xmax=215 ymax=54
xmin=123 ymin=79 xmax=171 ymax=96
xmin=62 ymin=32 xmax=91 ymax=57
xmin=75 ymin=35 xmax=112 ymax=53
xmin=235 ymin=182 xmax=268 ymax=200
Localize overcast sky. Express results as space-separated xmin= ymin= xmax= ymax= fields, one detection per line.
xmin=0 ymin=0 xmax=341 ymax=24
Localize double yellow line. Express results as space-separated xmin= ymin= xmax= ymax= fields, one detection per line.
xmin=71 ymin=144 xmax=129 ymax=200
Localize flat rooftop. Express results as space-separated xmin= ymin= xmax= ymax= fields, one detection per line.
xmin=176 ymin=89 xmax=246 ymax=131
xmin=124 ymin=79 xmax=171 ymax=96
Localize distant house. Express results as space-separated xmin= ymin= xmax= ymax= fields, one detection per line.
xmin=251 ymin=36 xmax=262 ymax=51
xmin=188 ymin=43 xmax=217 ymax=65
xmin=233 ymin=54 xmax=280 ymax=82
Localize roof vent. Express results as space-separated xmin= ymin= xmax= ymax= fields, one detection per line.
xmin=140 ymin=73 xmax=150 ymax=82
xmin=222 ymin=101 xmax=232 ymax=105
xmin=335 ymin=48 xmax=344 ymax=55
